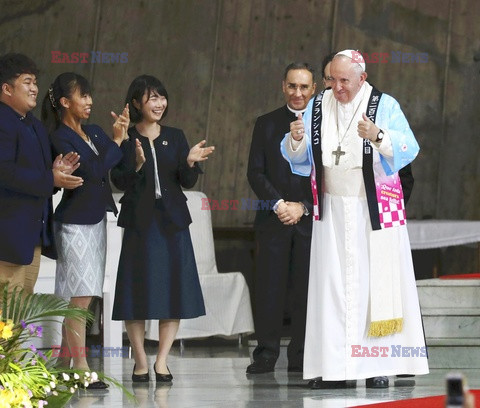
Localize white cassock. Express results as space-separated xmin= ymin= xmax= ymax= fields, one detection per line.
xmin=284 ymin=82 xmax=429 ymax=381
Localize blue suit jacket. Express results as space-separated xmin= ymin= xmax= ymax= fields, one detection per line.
xmin=0 ymin=102 xmax=56 ymax=264
xmin=111 ymin=126 xmax=201 ymax=231
xmin=50 ymin=124 xmax=123 ymax=224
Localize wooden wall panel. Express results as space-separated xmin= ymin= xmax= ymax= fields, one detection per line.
xmin=89 ymin=0 xmax=219 ymax=165
xmin=0 ymin=0 xmax=478 ymax=229
xmin=331 ymin=0 xmax=452 ymax=220
xmin=0 ymin=0 xmax=98 ymax=107
xmin=205 ymin=0 xmax=335 ymax=227
xmin=437 ymin=0 xmax=480 ymax=219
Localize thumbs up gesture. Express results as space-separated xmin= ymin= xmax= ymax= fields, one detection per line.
xmin=290 ymin=113 xmax=305 ymax=141
xmin=357 ymin=112 xmax=379 ymax=141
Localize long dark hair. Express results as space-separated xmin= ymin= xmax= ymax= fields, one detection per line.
xmin=41 ymin=72 xmax=91 ymax=134
xmin=126 ymin=75 xmax=169 ymax=123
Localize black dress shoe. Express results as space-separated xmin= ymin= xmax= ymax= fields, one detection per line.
xmin=86 ymin=380 xmax=109 ymax=389
xmin=132 ymin=364 xmax=149 ymax=383
xmin=366 ymin=376 xmax=389 ymax=388
xmin=308 ymin=377 xmax=357 ymax=389
xmin=246 ymin=359 xmax=276 ymax=374
xmin=154 ymin=363 xmax=173 ymax=382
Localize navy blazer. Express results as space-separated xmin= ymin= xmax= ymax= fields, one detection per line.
xmin=247 ymin=105 xmax=313 ymax=236
xmin=111 ymin=126 xmax=201 ymax=231
xmin=50 ymin=124 xmax=122 ymax=225
xmin=0 ymin=102 xmax=56 ymax=264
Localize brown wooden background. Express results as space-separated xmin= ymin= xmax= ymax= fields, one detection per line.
xmin=1 ymin=0 xmax=479 ymax=230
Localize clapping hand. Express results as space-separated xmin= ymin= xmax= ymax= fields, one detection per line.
xmin=135 ymin=138 xmax=145 ymax=172
xmin=54 ymin=152 xmax=80 ymax=174
xmin=187 ymin=140 xmax=215 ymax=167
xmin=111 ymin=103 xmax=130 ymax=145
xmin=52 ymin=152 xmax=83 ymax=189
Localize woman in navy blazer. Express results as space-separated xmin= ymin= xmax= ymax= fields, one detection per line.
xmin=111 ymin=75 xmax=214 ymax=383
xmin=41 ymin=72 xmax=129 ymax=387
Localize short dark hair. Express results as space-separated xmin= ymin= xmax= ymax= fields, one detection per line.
xmin=283 ymin=62 xmax=315 ymax=83
xmin=126 ymin=75 xmax=169 ymax=123
xmin=0 ymin=53 xmax=39 ymax=87
xmin=321 ymin=52 xmax=337 ymax=78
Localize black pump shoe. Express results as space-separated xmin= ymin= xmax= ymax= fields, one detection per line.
xmin=154 ymin=363 xmax=173 ymax=382
xmin=132 ymin=364 xmax=149 ymax=383
xmin=86 ymin=380 xmax=109 ymax=389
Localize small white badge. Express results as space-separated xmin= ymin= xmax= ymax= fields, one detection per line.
xmin=162 ymin=141 xmax=168 ymax=145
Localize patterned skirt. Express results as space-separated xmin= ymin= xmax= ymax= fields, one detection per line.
xmin=54 ymin=216 xmax=107 ymax=299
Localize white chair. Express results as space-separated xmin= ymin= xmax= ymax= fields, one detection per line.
xmin=145 ymin=191 xmax=254 ymax=342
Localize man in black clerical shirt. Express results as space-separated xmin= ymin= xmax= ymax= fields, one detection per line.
xmin=246 ymin=62 xmax=316 ymax=374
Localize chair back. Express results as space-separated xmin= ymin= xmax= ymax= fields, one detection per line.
xmin=185 ymin=191 xmax=218 ymax=275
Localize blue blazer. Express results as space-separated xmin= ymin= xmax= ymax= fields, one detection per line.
xmin=50 ymin=124 xmax=123 ymax=225
xmin=111 ymin=126 xmax=201 ymax=231
xmin=0 ymin=102 xmax=56 ymax=264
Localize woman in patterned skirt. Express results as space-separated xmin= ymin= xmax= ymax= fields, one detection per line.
xmin=111 ymin=75 xmax=214 ymax=383
xmin=42 ymin=72 xmax=129 ymax=387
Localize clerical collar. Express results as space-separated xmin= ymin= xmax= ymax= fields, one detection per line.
xmin=286 ymin=105 xmax=307 ymax=116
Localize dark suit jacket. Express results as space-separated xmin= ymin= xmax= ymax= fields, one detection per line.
xmin=111 ymin=126 xmax=201 ymax=231
xmin=0 ymin=102 xmax=56 ymax=264
xmin=247 ymin=105 xmax=313 ymax=236
xmin=50 ymin=124 xmax=123 ymax=224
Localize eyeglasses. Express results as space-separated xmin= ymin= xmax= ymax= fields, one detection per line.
xmin=286 ymin=83 xmax=312 ymax=91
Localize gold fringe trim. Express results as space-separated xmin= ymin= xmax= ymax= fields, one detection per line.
xmin=368 ymin=318 xmax=404 ymax=337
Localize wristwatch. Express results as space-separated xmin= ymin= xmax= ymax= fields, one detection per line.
xmin=300 ymin=202 xmax=310 ymax=216
xmin=375 ymin=129 xmax=384 ymax=143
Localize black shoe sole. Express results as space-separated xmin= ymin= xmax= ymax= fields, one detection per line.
xmin=309 ymin=379 xmax=357 ymax=389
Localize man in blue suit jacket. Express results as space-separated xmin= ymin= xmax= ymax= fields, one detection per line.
xmin=0 ymin=53 xmax=83 ymax=293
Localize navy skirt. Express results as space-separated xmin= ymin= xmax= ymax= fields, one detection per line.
xmin=112 ymin=211 xmax=205 ymax=320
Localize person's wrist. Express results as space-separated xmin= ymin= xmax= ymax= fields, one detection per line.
xmin=300 ymin=202 xmax=309 ymax=216
xmin=273 ymin=199 xmax=284 ymax=213
xmin=292 ymin=131 xmax=304 ymax=142
xmin=375 ymin=129 xmax=384 ymax=143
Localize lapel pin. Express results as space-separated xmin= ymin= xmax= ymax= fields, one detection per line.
xmin=162 ymin=140 xmax=168 ymax=145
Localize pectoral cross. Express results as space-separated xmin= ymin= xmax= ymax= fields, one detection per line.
xmin=332 ymin=145 xmax=345 ymax=165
